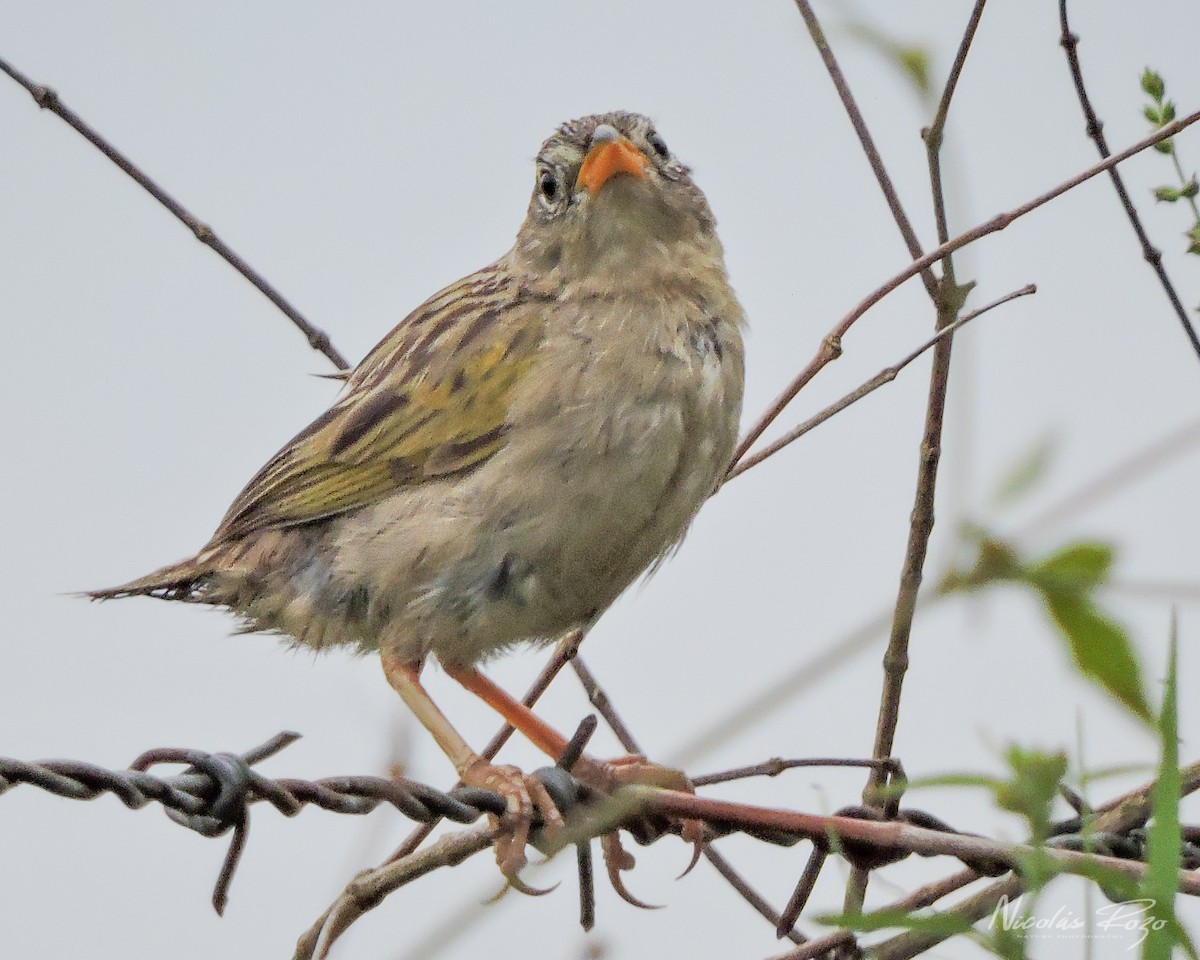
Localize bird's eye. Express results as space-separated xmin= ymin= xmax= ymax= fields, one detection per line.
xmin=539 ymin=170 xmax=559 ymax=202
xmin=648 ymin=132 xmax=670 ymax=159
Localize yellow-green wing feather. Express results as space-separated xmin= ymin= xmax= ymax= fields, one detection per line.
xmin=209 ymin=264 xmax=544 ymax=544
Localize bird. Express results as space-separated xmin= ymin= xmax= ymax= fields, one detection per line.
xmin=91 ymin=111 xmax=746 ymax=878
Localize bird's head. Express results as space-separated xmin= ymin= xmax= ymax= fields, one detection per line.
xmin=512 ymin=112 xmax=721 ymax=283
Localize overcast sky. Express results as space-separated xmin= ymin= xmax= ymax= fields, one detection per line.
xmin=2 ymin=3 xmax=1198 ymax=958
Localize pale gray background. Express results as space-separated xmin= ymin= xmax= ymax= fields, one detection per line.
xmin=1 ymin=2 xmax=1197 ymax=958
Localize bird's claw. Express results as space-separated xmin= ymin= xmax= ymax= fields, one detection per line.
xmin=601 ymin=832 xmax=662 ymax=910
xmin=573 ymin=754 xmax=707 ymax=882
xmin=461 ymin=758 xmax=566 ymax=882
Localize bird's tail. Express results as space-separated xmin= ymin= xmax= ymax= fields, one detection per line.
xmin=87 ymin=549 xmax=220 ymax=604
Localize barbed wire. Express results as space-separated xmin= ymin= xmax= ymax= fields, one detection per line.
xmin=0 ymin=730 xmax=516 ymax=914
xmin=4 ymin=729 xmax=1196 ymax=938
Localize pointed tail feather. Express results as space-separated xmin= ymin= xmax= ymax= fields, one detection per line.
xmin=87 ymin=553 xmax=217 ymax=603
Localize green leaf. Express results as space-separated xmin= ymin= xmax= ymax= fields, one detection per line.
xmin=1142 ymin=620 xmax=1189 ymax=960
xmin=939 ymin=536 xmax=1024 ymax=594
xmin=1141 ymin=68 xmax=1165 ymax=101
xmin=1155 ymin=186 xmax=1183 ymax=203
xmin=1145 ymin=105 xmax=1164 ymax=125
xmin=1181 ymin=179 xmax=1199 ymax=199
xmin=1041 ymin=592 xmax=1153 ymax=723
xmin=815 ymin=907 xmax=975 ymax=937
xmin=993 ymin=435 xmax=1056 ymax=505
xmin=1154 ymin=139 xmax=1175 ymax=155
xmin=995 ymin=747 xmax=1068 ymax=843
xmin=898 ymin=49 xmax=931 ymax=96
xmin=1160 ymin=100 xmax=1177 ymax=124
xmin=1028 ymin=542 xmax=1115 ymax=593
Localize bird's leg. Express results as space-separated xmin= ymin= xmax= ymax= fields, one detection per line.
xmin=443 ymin=663 xmax=691 ymax=791
xmin=443 ymin=663 xmax=707 ymax=896
xmin=380 ymin=651 xmax=564 ymax=879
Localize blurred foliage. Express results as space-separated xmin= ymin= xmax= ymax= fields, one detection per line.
xmin=940 ymin=535 xmax=1153 ymax=724
xmin=1142 ymin=68 xmax=1200 ymax=258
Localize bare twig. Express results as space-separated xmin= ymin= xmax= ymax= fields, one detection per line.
xmin=636 ymin=788 xmax=1200 ymax=895
xmin=0 ymin=56 xmax=349 ymax=370
xmin=845 ymin=2 xmax=989 ymax=920
xmin=705 ymin=844 xmax=808 ymax=946
xmin=770 ymin=869 xmax=981 ymax=960
xmin=727 ymin=284 xmax=1034 ymax=480
xmin=295 ymin=823 xmax=497 ymax=960
xmin=693 ymin=757 xmax=898 ymax=788
xmin=571 ymin=656 xmax=641 ymax=754
xmin=1057 ymin=0 xmax=1200 ymax=361
xmin=791 ymin=0 xmax=938 ymax=301
xmin=729 ymin=107 xmax=1200 ymax=469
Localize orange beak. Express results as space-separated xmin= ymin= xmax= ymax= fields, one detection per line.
xmin=576 ymin=132 xmax=649 ymax=196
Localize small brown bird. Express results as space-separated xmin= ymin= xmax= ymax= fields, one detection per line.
xmin=92 ymin=111 xmax=745 ymax=875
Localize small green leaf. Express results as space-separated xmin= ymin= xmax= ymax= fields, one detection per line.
xmin=1160 ymin=100 xmax=1177 ymax=124
xmin=1145 ymin=105 xmax=1164 ymax=125
xmin=995 ymin=747 xmax=1067 ymax=843
xmin=1141 ymin=68 xmax=1165 ymax=101
xmin=1027 ymin=542 xmax=1114 ymax=593
xmin=1181 ymin=179 xmax=1199 ymax=199
xmin=1154 ymin=139 xmax=1175 ymax=155
xmin=898 ymin=49 xmax=931 ymax=96
xmin=1155 ymin=186 xmax=1183 ymax=203
xmin=1041 ymin=592 xmax=1152 ymax=723
xmin=940 ymin=536 xmax=1024 ymax=594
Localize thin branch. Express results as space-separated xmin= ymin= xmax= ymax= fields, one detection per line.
xmin=727 ymin=284 xmax=1034 ymax=480
xmin=0 ymin=55 xmax=349 ymax=370
xmin=295 ymin=822 xmax=496 ymax=960
xmin=571 ymin=656 xmax=641 ymax=754
xmin=705 ymin=843 xmax=808 ymax=946
xmin=846 ymin=2 xmax=989 ymax=919
xmin=637 ymin=788 xmax=1200 ymax=896
xmin=791 ymin=0 xmax=938 ymax=301
xmin=1057 ymin=0 xmax=1200 ymax=361
xmin=729 ymin=106 xmax=1200 ymax=469
xmin=693 ymin=757 xmax=897 ymax=788
xmin=769 ymin=869 xmax=981 ymax=960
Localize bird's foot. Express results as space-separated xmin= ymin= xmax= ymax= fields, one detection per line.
xmin=571 ymin=754 xmax=707 ymax=898
xmin=460 ymin=757 xmax=566 ymax=881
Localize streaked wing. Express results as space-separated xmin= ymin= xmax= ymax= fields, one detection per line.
xmin=209 ymin=262 xmax=545 ymax=544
